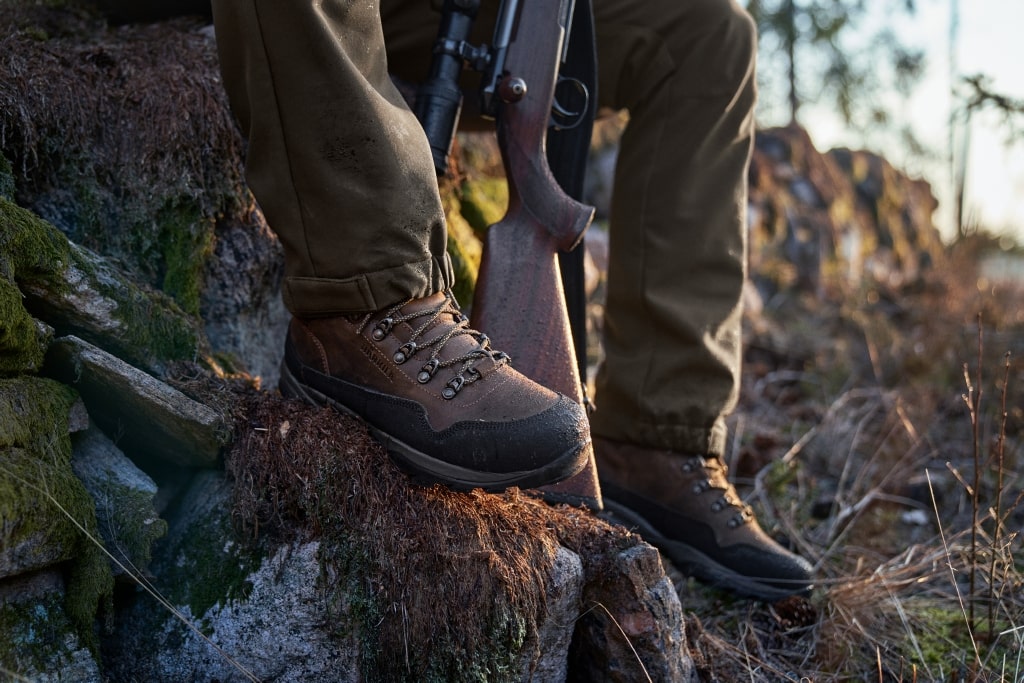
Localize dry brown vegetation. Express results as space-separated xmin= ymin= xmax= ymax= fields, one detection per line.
xmin=191 ymin=379 xmax=650 ymax=681
xmin=675 ymin=235 xmax=1024 ymax=681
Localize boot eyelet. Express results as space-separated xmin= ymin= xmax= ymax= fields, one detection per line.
xmin=393 ymin=341 xmax=417 ymax=364
xmin=417 ymin=359 xmax=440 ymax=384
xmin=442 ymin=375 xmax=465 ymax=399
xmin=729 ymin=512 xmax=749 ymax=528
xmin=692 ymin=479 xmax=710 ymax=495
xmin=372 ymin=317 xmax=394 ymax=341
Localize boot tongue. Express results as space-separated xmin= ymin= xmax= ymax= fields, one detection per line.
xmin=398 ymin=291 xmax=449 ymax=315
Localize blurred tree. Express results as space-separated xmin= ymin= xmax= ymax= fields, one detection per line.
xmin=960 ymin=75 xmax=1024 ymax=142
xmin=951 ymin=74 xmax=1024 ymax=238
xmin=746 ymin=0 xmax=925 ymax=128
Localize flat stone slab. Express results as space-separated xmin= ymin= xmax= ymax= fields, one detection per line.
xmin=71 ymin=427 xmax=167 ymax=576
xmin=46 ymin=335 xmax=225 ymax=468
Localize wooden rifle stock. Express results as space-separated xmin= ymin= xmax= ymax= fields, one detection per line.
xmin=469 ymin=0 xmax=602 ymax=508
xmin=414 ymin=0 xmax=602 ymax=508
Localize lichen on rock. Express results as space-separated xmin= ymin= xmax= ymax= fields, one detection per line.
xmin=0 ymin=572 xmax=103 ymax=683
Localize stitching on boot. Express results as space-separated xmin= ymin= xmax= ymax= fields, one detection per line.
xmin=454 ymin=372 xmax=511 ymax=409
xmin=297 ymin=320 xmax=330 ymax=373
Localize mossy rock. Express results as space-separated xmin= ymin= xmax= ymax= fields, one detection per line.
xmin=440 ymin=175 xmax=511 ymax=311
xmin=0 ymin=375 xmax=113 ymax=651
xmin=0 ymin=574 xmax=102 ymax=683
xmin=0 ymin=197 xmax=71 ymax=375
xmin=71 ymin=427 xmax=169 ymax=575
xmin=458 ymin=176 xmax=509 ymax=238
xmin=442 ymin=192 xmax=482 ymax=310
xmin=0 ymin=196 xmax=211 ymax=375
xmin=150 ymin=471 xmax=263 ymax=620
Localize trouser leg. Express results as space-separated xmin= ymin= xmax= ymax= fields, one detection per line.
xmin=379 ymin=0 xmax=755 ymax=457
xmin=589 ymin=0 xmax=756 ymax=457
xmin=211 ymin=0 xmax=453 ymax=317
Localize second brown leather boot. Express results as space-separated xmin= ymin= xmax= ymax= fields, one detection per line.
xmin=595 ymin=436 xmax=814 ymax=601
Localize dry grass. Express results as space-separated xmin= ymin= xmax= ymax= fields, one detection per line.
xmin=676 ymin=236 xmax=1024 ymax=681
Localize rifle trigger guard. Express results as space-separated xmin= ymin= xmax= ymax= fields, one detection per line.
xmin=550 ymin=76 xmax=589 ymax=131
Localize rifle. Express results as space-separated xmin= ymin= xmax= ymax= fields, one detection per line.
xmin=415 ymin=0 xmax=602 ymax=509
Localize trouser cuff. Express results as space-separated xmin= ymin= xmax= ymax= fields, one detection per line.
xmin=592 ymin=417 xmax=729 ymax=458
xmin=282 ymin=253 xmax=454 ymax=317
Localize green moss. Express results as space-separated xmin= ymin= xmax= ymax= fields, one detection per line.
xmin=0 ymin=195 xmax=74 ymax=282
xmin=458 ymin=177 xmax=508 ymax=237
xmin=909 ymin=603 xmax=968 ymax=669
xmin=0 ymin=195 xmax=208 ymax=370
xmin=89 ymin=473 xmax=168 ymax=574
xmin=73 ymin=242 xmax=206 ymax=366
xmin=0 ymin=376 xmax=114 ymax=653
xmin=139 ymin=196 xmax=215 ymax=317
xmin=156 ymin=205 xmax=210 ymax=317
xmin=895 ymin=598 xmax=1022 ymax=680
xmin=442 ymin=193 xmax=481 ymax=309
xmin=160 ymin=502 xmax=261 ymax=619
xmin=0 ymin=196 xmax=67 ymax=374
xmin=0 ymin=279 xmax=49 ymax=375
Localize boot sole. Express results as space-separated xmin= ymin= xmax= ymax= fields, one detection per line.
xmin=279 ymin=361 xmax=589 ymax=493
xmin=600 ymin=497 xmax=811 ymax=602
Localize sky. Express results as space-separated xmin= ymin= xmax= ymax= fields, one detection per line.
xmin=754 ymin=0 xmax=1024 ymax=244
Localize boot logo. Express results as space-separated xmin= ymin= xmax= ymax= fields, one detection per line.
xmin=359 ymin=337 xmax=394 ymax=381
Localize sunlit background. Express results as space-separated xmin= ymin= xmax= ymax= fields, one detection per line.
xmin=747 ymin=0 xmax=1024 ymax=244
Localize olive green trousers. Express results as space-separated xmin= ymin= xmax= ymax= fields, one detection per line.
xmin=211 ymin=0 xmax=756 ymax=457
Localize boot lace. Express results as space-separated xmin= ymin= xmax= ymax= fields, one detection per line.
xmin=356 ymin=292 xmax=509 ymax=399
xmin=682 ymin=456 xmax=753 ymax=528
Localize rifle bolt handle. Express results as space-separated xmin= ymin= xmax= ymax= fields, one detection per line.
xmin=498 ymin=77 xmax=527 ymax=103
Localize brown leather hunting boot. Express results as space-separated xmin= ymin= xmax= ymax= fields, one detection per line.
xmin=279 ymin=291 xmax=591 ymax=492
xmin=594 ymin=437 xmax=814 ymax=601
